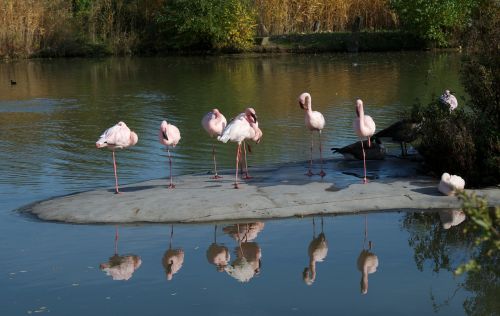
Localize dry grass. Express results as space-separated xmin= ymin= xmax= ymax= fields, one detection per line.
xmin=255 ymin=0 xmax=398 ymax=35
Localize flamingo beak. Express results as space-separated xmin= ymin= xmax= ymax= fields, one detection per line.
xmin=299 ymin=100 xmax=305 ymax=109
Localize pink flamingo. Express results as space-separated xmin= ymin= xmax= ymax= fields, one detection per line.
xmin=159 ymin=119 xmax=181 ymax=189
xmin=218 ymin=108 xmax=260 ymax=189
xmin=298 ymin=92 xmax=326 ymax=177
xmin=201 ymin=108 xmax=227 ymax=179
xmin=96 ymin=121 xmax=138 ymax=194
xmin=353 ymin=99 xmax=376 ymax=184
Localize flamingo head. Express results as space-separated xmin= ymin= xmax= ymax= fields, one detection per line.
xmin=129 ymin=131 xmax=138 ymax=146
xmin=212 ymin=108 xmax=220 ymax=115
xmin=245 ymin=107 xmax=257 ymax=123
xmin=298 ymin=92 xmax=310 ymax=110
xmin=355 ymin=98 xmax=364 ymax=117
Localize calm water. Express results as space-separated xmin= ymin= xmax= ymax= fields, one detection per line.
xmin=2 ymin=53 xmax=496 ymax=315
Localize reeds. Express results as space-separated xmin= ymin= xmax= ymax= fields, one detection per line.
xmin=1 ymin=0 xmax=399 ymax=58
xmin=254 ymin=0 xmax=398 ymax=35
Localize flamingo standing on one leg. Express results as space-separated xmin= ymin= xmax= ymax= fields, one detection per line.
xmin=201 ymin=108 xmax=227 ymax=179
xmin=96 ymin=121 xmax=139 ymax=194
xmin=298 ymin=92 xmax=326 ymax=177
xmin=353 ymin=99 xmax=376 ymax=184
xmin=241 ymin=120 xmax=263 ymax=180
xmin=159 ymin=119 xmax=181 ymax=189
xmin=218 ymin=108 xmax=259 ymax=189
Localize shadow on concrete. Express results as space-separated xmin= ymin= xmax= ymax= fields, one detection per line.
xmin=411 ymin=187 xmax=443 ymax=196
xmin=108 ymin=185 xmax=159 ymax=193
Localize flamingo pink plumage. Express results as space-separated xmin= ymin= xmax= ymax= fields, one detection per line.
xmin=159 ymin=120 xmax=181 ymax=189
xmin=96 ymin=121 xmax=138 ymax=194
xmin=353 ymin=99 xmax=376 ymax=184
xmin=218 ymin=108 xmax=260 ymax=189
xmin=201 ymin=108 xmax=227 ymax=179
xmin=298 ymin=92 xmax=326 ymax=177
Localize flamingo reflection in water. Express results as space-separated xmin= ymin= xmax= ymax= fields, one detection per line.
xmin=438 ymin=209 xmax=466 ymax=229
xmin=206 ymin=225 xmax=230 ymax=272
xmin=303 ymin=217 xmax=328 ymax=286
xmin=162 ymin=225 xmax=185 ymax=281
xmin=223 ymin=223 xmax=263 ymax=282
xmin=100 ymin=226 xmax=142 ymax=281
xmin=357 ymin=216 xmax=379 ymax=294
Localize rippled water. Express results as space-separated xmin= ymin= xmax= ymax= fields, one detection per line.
xmin=1 ymin=53 xmax=490 ymax=316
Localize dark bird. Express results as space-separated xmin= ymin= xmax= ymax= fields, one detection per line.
xmin=10 ymin=79 xmax=16 ymax=85
xmin=331 ymin=138 xmax=385 ymax=160
xmin=373 ymin=119 xmax=420 ymax=157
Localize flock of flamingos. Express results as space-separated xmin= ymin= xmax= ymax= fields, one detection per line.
xmin=95 ymin=90 xmax=459 ymax=194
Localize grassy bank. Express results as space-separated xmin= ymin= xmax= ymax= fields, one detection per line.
xmin=257 ymin=31 xmax=427 ymax=53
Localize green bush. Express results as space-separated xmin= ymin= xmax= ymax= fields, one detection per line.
xmin=408 ymin=0 xmax=499 ymax=187
xmin=390 ymin=0 xmax=477 ymax=46
xmin=157 ymin=0 xmax=256 ymax=51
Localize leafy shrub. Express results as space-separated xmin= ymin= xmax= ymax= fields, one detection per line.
xmin=157 ymin=0 xmax=256 ymax=51
xmin=390 ymin=0 xmax=477 ymax=46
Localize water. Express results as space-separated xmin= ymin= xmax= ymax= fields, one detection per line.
xmin=2 ymin=52 xmax=494 ymax=315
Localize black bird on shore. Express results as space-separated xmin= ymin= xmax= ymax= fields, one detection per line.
xmin=373 ymin=119 xmax=420 ymax=156
xmin=331 ymin=138 xmax=385 ymax=160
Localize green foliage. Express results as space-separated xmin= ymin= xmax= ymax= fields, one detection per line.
xmin=390 ymin=0 xmax=477 ymax=46
xmin=455 ymin=191 xmax=500 ymax=275
xmin=157 ymin=0 xmax=256 ymax=51
xmin=407 ymin=0 xmax=499 ymax=187
xmin=412 ymin=99 xmax=482 ymax=183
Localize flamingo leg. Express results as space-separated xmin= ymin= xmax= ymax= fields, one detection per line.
xmin=361 ymin=140 xmax=368 ymax=184
xmin=306 ymin=132 xmax=314 ymax=176
xmin=211 ymin=143 xmax=222 ymax=179
xmin=318 ymin=131 xmax=326 ymax=177
xmin=234 ymin=143 xmax=241 ymax=189
xmin=112 ymin=151 xmax=120 ymax=194
xmin=167 ymin=147 xmax=175 ymax=189
xmin=242 ymin=142 xmax=253 ymax=180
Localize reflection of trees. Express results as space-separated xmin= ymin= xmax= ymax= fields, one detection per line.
xmin=402 ymin=211 xmax=472 ymax=273
xmin=402 ymin=211 xmax=499 ymax=315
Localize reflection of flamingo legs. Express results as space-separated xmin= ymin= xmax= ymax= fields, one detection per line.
xmin=114 ymin=225 xmax=119 ymax=255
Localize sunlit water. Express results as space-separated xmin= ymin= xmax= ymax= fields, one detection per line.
xmin=2 ymin=53 xmax=493 ymax=315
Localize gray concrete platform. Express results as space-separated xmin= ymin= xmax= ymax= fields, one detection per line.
xmin=23 ymin=158 xmax=500 ymax=224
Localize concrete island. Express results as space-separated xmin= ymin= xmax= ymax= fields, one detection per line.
xmin=22 ymin=157 xmax=500 ymax=224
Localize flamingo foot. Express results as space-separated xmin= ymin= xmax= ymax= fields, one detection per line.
xmin=233 ymin=183 xmax=240 ymax=189
xmin=305 ymin=170 xmax=314 ymax=177
xmin=168 ymin=184 xmax=176 ymax=189
xmin=243 ymin=173 xmax=253 ymax=180
xmin=318 ymin=170 xmax=326 ymax=177
xmin=114 ymin=190 xmax=122 ymax=195
xmin=211 ymin=174 xmax=223 ymax=179
xmin=363 ymin=177 xmax=368 ymax=184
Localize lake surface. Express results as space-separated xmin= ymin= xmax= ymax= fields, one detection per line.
xmin=2 ymin=53 xmax=496 ymax=315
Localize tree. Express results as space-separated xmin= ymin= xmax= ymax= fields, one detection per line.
xmin=157 ymin=0 xmax=256 ymax=51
